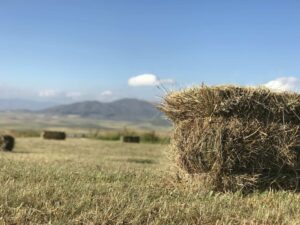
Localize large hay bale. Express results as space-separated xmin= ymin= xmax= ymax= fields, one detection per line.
xmin=42 ymin=131 xmax=66 ymax=140
xmin=0 ymin=135 xmax=15 ymax=151
xmin=159 ymin=86 xmax=300 ymax=192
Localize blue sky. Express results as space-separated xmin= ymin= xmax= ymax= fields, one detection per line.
xmin=0 ymin=0 xmax=300 ymax=102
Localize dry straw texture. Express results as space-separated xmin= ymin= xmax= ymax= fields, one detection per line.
xmin=159 ymin=85 xmax=300 ymax=192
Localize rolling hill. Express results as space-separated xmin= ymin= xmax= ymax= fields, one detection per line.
xmin=40 ymin=98 xmax=168 ymax=124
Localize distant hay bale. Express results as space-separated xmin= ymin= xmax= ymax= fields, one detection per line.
xmin=121 ymin=136 xmax=140 ymax=143
xmin=159 ymin=85 xmax=300 ymax=192
xmin=0 ymin=135 xmax=15 ymax=151
xmin=42 ymin=131 xmax=66 ymax=140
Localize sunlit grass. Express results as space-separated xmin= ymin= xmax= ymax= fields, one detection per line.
xmin=0 ymin=138 xmax=300 ymax=224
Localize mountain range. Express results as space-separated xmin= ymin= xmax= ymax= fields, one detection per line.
xmin=0 ymin=98 xmax=168 ymax=125
xmin=39 ymin=98 xmax=165 ymax=123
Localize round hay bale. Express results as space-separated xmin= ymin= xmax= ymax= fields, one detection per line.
xmin=0 ymin=135 xmax=15 ymax=151
xmin=42 ymin=131 xmax=66 ymax=140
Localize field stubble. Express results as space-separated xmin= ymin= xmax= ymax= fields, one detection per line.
xmin=0 ymin=138 xmax=300 ymax=224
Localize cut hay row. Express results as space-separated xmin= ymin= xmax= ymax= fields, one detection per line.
xmin=42 ymin=131 xmax=66 ymax=140
xmin=159 ymin=85 xmax=300 ymax=192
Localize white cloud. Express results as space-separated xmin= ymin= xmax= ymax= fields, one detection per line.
xmin=128 ymin=74 xmax=175 ymax=87
xmin=65 ymin=92 xmax=82 ymax=98
xmin=264 ymin=77 xmax=300 ymax=92
xmin=38 ymin=89 xmax=59 ymax=97
xmin=128 ymin=74 xmax=158 ymax=86
xmin=101 ymin=90 xmax=113 ymax=96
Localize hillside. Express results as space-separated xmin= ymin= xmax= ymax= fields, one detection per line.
xmin=40 ymin=98 xmax=167 ymax=123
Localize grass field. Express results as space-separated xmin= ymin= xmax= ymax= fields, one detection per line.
xmin=0 ymin=112 xmax=170 ymax=134
xmin=1 ymin=138 xmax=300 ymax=224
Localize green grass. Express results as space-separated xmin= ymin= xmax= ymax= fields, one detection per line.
xmin=1 ymin=138 xmax=300 ymax=224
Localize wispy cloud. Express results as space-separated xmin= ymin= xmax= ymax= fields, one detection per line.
xmin=95 ymin=90 xmax=116 ymax=102
xmin=264 ymin=77 xmax=300 ymax=92
xmin=100 ymin=90 xmax=113 ymax=96
xmin=38 ymin=90 xmax=83 ymax=101
xmin=65 ymin=91 xmax=82 ymax=98
xmin=38 ymin=89 xmax=60 ymax=98
xmin=0 ymin=84 xmax=36 ymax=99
xmin=128 ymin=74 xmax=175 ymax=87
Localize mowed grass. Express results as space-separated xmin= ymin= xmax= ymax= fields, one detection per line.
xmin=1 ymin=139 xmax=300 ymax=224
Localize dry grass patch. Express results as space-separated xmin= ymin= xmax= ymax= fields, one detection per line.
xmin=1 ymin=138 xmax=300 ymax=224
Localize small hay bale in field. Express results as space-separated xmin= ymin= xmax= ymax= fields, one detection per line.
xmin=121 ymin=136 xmax=140 ymax=143
xmin=159 ymin=85 xmax=300 ymax=192
xmin=0 ymin=135 xmax=15 ymax=151
xmin=42 ymin=131 xmax=66 ymax=140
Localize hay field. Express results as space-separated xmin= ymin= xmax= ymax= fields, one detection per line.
xmin=1 ymin=138 xmax=300 ymax=224
xmin=0 ymin=112 xmax=170 ymax=133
